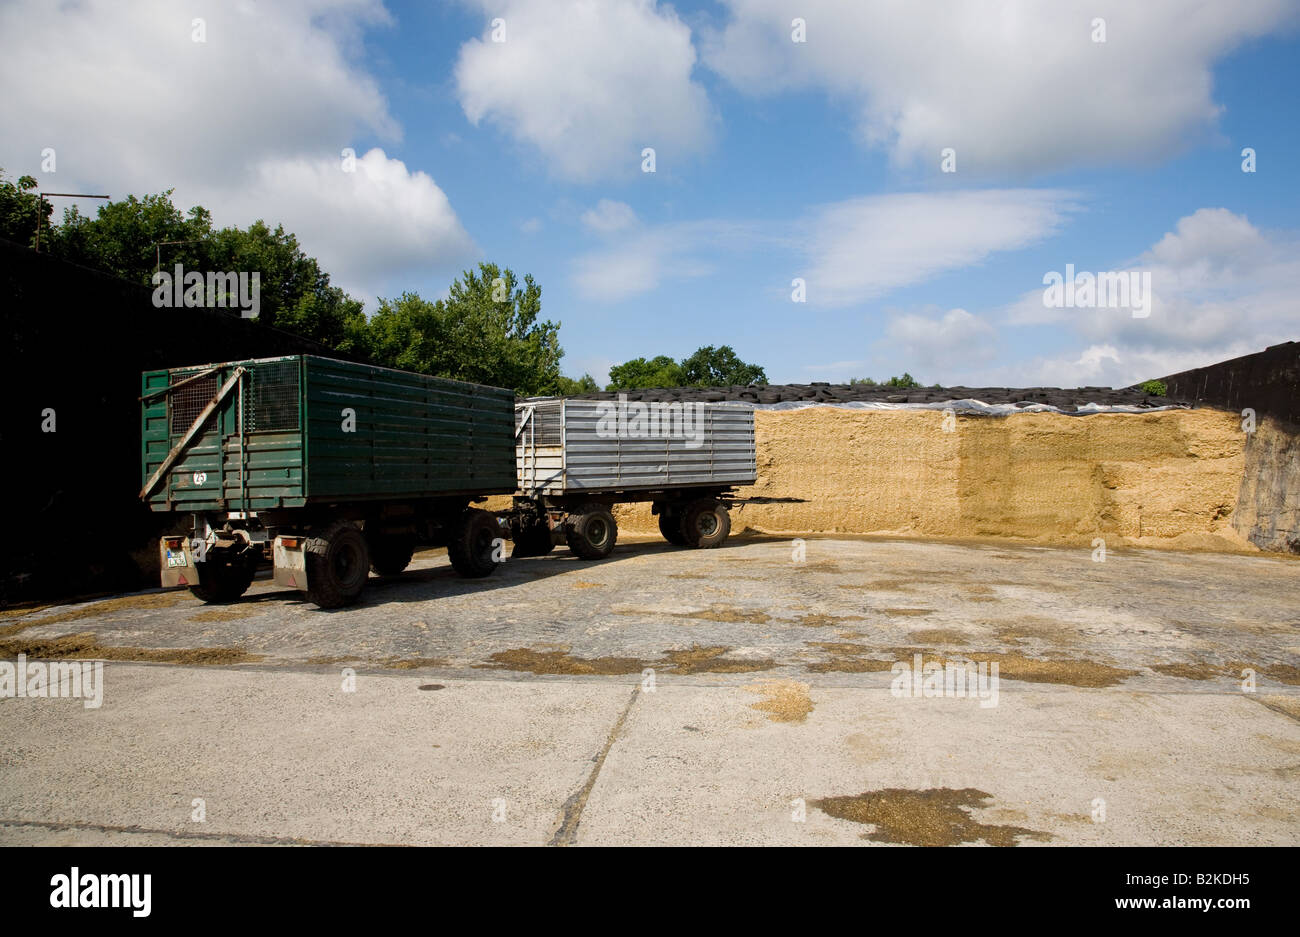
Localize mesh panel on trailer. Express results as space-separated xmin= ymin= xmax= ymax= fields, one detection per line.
xmin=169 ymin=371 xmax=219 ymax=433
xmin=518 ymin=401 xmax=563 ymax=445
xmin=248 ymin=359 xmax=299 ymax=432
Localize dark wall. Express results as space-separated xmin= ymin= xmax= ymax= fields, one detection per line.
xmin=0 ymin=238 xmax=340 ymax=603
xmin=1159 ymin=341 xmax=1300 ymax=427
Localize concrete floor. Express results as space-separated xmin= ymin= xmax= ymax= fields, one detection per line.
xmin=1 ymin=534 xmax=1298 ymax=846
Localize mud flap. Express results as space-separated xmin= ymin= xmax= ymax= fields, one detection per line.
xmin=273 ymin=536 xmax=309 ymax=592
xmin=159 ymin=538 xmax=200 ymax=589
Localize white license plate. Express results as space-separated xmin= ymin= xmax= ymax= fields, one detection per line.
xmin=166 ymin=552 xmax=188 ymax=568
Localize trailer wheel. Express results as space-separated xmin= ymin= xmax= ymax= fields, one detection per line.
xmin=566 ymin=503 xmax=617 ymax=560
xmin=680 ymin=499 xmax=731 ymax=549
xmin=511 ymin=521 xmax=555 ymax=558
xmin=448 ymin=509 xmax=501 ymax=578
xmin=304 ymin=520 xmax=370 ymax=608
xmin=189 ymin=554 xmax=256 ymax=604
xmin=368 ymin=535 xmax=415 ymax=577
xmin=656 ymin=504 xmax=688 ymax=546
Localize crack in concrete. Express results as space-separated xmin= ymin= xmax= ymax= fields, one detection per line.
xmin=548 ymin=685 xmax=639 ymax=847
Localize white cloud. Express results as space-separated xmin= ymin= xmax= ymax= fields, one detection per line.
xmin=884 ymin=307 xmax=999 ymax=373
xmin=0 ymin=0 xmax=476 ymax=304
xmin=581 ymin=199 xmax=639 ymax=234
xmin=705 ymin=0 xmax=1297 ymax=174
xmin=572 ymin=220 xmax=765 ymax=301
xmin=219 ymin=148 xmax=476 ymax=302
xmin=572 ymin=188 xmax=1072 ymax=305
xmin=801 ymin=190 xmax=1076 ymax=306
xmin=978 ymin=208 xmax=1300 ymax=387
xmin=455 ymin=0 xmax=713 ymax=181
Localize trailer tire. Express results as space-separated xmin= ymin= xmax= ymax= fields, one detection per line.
xmin=680 ymin=499 xmax=731 ymax=549
xmin=188 ymin=554 xmax=256 ymax=604
xmin=304 ymin=520 xmax=370 ymax=609
xmin=566 ymin=503 xmax=618 ymax=560
xmin=448 ymin=509 xmax=501 ymax=578
xmin=368 ymin=535 xmax=415 ymax=577
xmin=511 ymin=521 xmax=555 ymax=559
xmin=657 ymin=504 xmax=688 ymax=545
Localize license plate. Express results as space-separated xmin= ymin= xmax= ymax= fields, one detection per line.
xmin=166 ymin=552 xmax=188 ymax=568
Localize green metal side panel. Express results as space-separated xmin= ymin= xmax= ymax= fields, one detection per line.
xmin=302 ymin=356 xmax=517 ymax=501
xmin=141 ymin=357 xmax=308 ymax=513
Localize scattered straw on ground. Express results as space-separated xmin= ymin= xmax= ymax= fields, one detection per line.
xmin=813 ymin=787 xmax=1052 ymax=846
xmin=745 ymin=679 xmax=813 ymax=723
xmin=662 ymin=645 xmax=775 ymax=674
xmin=473 ymin=648 xmax=647 ymax=676
xmin=0 ymin=633 xmax=259 ymax=666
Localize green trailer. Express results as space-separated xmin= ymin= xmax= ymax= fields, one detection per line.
xmin=141 ymin=355 xmax=516 ymax=607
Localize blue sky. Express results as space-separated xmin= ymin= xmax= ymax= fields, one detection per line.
xmin=3 ymin=0 xmax=1298 ymax=388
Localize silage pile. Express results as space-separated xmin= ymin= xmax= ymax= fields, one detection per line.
xmin=613 ymin=406 xmax=1254 ymax=553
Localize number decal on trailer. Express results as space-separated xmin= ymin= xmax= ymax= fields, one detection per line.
xmin=192 ymin=471 xmax=207 ymax=486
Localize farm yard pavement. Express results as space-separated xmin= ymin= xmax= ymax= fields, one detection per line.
xmin=1 ymin=535 xmax=1298 ymax=846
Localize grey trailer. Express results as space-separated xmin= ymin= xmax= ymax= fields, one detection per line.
xmin=508 ymin=397 xmax=756 ymax=559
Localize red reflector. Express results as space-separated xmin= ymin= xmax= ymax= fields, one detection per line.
xmin=281 ymin=537 xmax=300 ymax=549
xmin=177 ymin=573 xmax=189 ymax=585
xmin=164 ymin=537 xmax=184 ymax=549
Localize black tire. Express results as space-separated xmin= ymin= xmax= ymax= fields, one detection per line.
xmin=188 ymin=553 xmax=256 ymax=604
xmin=680 ymin=499 xmax=731 ymax=549
xmin=565 ymin=503 xmax=617 ymax=560
xmin=657 ymin=504 xmax=687 ymax=545
xmin=304 ymin=520 xmax=370 ymax=609
xmin=368 ymin=534 xmax=415 ymax=577
xmin=511 ymin=521 xmax=555 ymax=559
xmin=448 ymin=509 xmax=502 ymax=578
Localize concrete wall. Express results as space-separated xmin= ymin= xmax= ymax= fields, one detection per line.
xmin=1234 ymin=416 xmax=1300 ymax=553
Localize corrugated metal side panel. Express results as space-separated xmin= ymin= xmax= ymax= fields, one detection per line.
xmin=557 ymin=400 xmax=756 ymax=492
xmin=303 ymin=356 xmax=516 ymax=500
xmin=141 ymin=358 xmax=308 ymax=512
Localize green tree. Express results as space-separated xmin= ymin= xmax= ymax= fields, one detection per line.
xmin=680 ymin=344 xmax=767 ymax=386
xmin=554 ymin=373 xmax=599 ymax=395
xmin=885 ymin=373 xmax=921 ymax=389
xmin=367 ymin=263 xmax=563 ymax=395
xmin=849 ymin=377 xmax=877 ymax=386
xmin=0 ymin=170 xmax=50 ymax=247
xmin=607 ymin=355 xmax=686 ymax=390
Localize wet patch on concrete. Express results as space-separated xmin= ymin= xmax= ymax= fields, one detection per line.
xmin=0 ymin=633 xmax=260 ymax=666
xmin=745 ymin=679 xmax=813 ymax=723
xmin=671 ymin=605 xmax=772 ymax=624
xmin=812 ymin=787 xmax=1052 ymax=846
xmin=881 ymin=608 xmax=933 ymax=617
